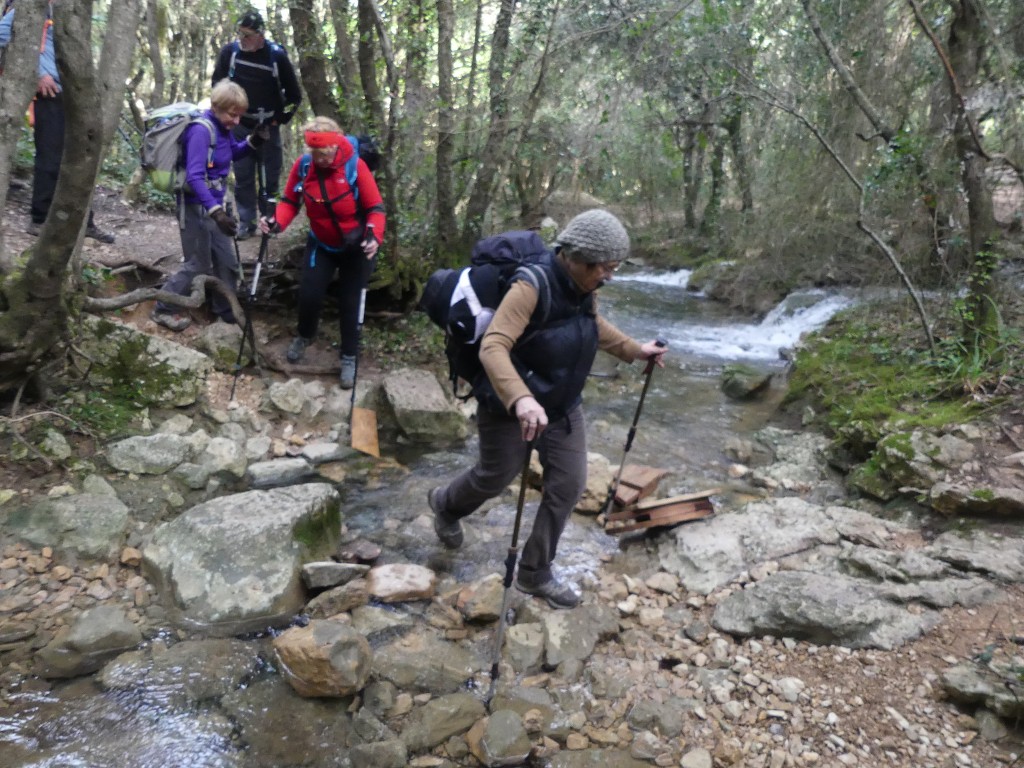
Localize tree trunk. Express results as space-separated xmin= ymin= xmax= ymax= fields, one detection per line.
xmin=143 ymin=0 xmax=165 ymax=106
xmin=327 ymin=0 xmax=358 ymax=127
xmin=0 ymin=0 xmax=47 ymax=272
xmin=289 ymin=0 xmax=338 ymax=121
xmin=947 ymin=0 xmax=998 ymax=349
xmin=0 ymin=0 xmax=143 ymax=393
xmin=461 ymin=0 xmax=517 ymax=247
xmin=435 ymin=0 xmax=458 ymax=255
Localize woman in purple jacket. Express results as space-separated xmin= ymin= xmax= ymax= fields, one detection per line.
xmin=151 ymin=80 xmax=265 ymax=331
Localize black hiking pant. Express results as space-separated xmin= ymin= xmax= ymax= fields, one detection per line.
xmin=31 ymin=94 xmax=97 ymax=228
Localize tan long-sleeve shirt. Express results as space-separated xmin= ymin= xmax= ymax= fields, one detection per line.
xmin=479 ymin=280 xmax=644 ymax=414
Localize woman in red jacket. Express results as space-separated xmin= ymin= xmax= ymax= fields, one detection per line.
xmin=260 ymin=116 xmax=386 ymax=388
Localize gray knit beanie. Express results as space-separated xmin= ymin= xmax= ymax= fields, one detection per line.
xmin=555 ymin=209 xmax=630 ymax=264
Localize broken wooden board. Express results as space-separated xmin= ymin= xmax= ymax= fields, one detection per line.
xmin=605 ymin=488 xmax=720 ymax=535
xmin=613 ymin=464 xmax=669 ymax=507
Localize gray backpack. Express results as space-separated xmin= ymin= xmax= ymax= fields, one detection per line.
xmin=140 ymin=102 xmax=216 ymax=194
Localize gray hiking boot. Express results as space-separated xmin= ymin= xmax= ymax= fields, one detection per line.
xmin=286 ymin=336 xmax=310 ymax=363
xmin=150 ymin=308 xmax=191 ymax=332
xmin=428 ymin=487 xmax=463 ymax=549
xmin=516 ymin=575 xmax=582 ymax=609
xmin=340 ymin=355 xmax=357 ymax=389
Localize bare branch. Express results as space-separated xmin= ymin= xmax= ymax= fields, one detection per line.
xmin=81 ymin=275 xmax=245 ymax=323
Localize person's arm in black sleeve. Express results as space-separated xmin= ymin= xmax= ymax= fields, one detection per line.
xmin=211 ymin=44 xmax=231 ymax=86
xmin=275 ymin=48 xmax=303 ymax=124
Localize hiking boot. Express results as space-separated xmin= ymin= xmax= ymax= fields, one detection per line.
xmin=85 ymin=224 xmax=116 ymax=244
xmin=428 ymin=487 xmax=463 ymax=549
xmin=26 ymin=221 xmax=41 ymax=237
xmin=286 ymin=336 xmax=311 ymax=363
xmin=235 ymin=226 xmax=255 ymax=242
xmin=516 ymin=575 xmax=582 ymax=609
xmin=340 ymin=355 xmax=357 ymax=389
xmin=150 ymin=308 xmax=191 ymax=332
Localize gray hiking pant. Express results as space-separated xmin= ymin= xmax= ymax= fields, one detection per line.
xmin=157 ymin=204 xmax=238 ymax=321
xmin=434 ymin=403 xmax=587 ymax=586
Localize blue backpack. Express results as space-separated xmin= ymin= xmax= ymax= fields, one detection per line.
xmin=294 ymin=135 xmax=381 ymax=203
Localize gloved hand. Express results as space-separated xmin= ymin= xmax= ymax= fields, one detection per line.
xmin=279 ymin=106 xmax=297 ymax=125
xmin=248 ymin=124 xmax=271 ymax=149
xmin=258 ymin=216 xmax=281 ymax=235
xmin=210 ymin=208 xmax=238 ymax=237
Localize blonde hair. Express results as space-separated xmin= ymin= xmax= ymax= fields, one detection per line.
xmin=304 ymin=116 xmax=343 ymax=138
xmin=210 ymin=79 xmax=248 ymax=112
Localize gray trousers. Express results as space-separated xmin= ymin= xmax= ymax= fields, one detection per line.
xmin=157 ymin=204 xmax=238 ymax=320
xmin=436 ymin=403 xmax=587 ymax=586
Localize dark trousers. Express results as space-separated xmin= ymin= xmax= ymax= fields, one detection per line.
xmin=296 ymin=236 xmax=373 ymax=358
xmin=31 ymin=94 xmax=96 ymax=227
xmin=157 ymin=204 xmax=238 ymax=320
xmin=231 ymin=123 xmax=283 ymax=230
xmin=434 ymin=404 xmax=588 ymax=586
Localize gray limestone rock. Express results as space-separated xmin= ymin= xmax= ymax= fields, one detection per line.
xmin=382 ymin=367 xmax=469 ymax=444
xmin=7 ymin=493 xmax=130 ymax=560
xmin=35 ymin=605 xmax=142 ymax=679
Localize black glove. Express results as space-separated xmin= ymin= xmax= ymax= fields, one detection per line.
xmin=248 ymin=125 xmax=271 ymax=149
xmin=211 ymin=208 xmax=238 ymax=237
xmin=279 ymin=106 xmax=297 ymax=125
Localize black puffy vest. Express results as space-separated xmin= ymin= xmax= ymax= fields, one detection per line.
xmin=474 ymin=253 xmax=598 ymax=421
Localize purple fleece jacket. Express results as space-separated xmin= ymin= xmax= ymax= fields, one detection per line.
xmin=181 ymin=109 xmax=252 ymax=211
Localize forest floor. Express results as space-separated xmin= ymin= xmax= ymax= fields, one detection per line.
xmin=2 ymin=184 xmax=1024 ymax=766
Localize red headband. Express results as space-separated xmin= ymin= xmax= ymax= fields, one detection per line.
xmin=304 ymin=131 xmax=345 ymax=148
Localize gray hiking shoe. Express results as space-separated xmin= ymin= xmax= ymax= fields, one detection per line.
xmin=340 ymin=355 xmax=357 ymax=389
xmin=428 ymin=487 xmax=463 ymax=549
xmin=516 ymin=575 xmax=582 ymax=609
xmin=286 ymin=336 xmax=310 ymax=363
xmin=150 ymin=308 xmax=191 ymax=332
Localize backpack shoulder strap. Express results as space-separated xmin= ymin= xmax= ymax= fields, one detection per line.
xmin=292 ymin=153 xmax=311 ymax=194
xmin=227 ymin=41 xmax=240 ymax=79
xmin=190 ymin=115 xmax=217 ymax=172
xmin=513 ymin=263 xmax=552 ymax=324
xmin=344 ymin=135 xmax=360 ymax=194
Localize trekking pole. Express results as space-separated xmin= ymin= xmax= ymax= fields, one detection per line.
xmin=485 ymin=439 xmax=535 ymax=709
xmin=349 ymin=227 xmax=380 ymax=457
xmin=600 ymin=338 xmax=667 ymax=518
xmin=229 ymin=233 xmax=269 ymax=401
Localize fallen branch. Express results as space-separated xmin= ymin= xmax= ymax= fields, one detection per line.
xmin=81 ymin=274 xmax=246 ymax=326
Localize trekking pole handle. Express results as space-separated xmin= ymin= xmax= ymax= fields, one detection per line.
xmin=643 ymin=337 xmax=668 ymax=374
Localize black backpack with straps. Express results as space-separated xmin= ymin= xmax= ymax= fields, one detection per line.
xmin=419 ymin=230 xmax=553 ymax=398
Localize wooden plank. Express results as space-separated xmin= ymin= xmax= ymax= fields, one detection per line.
xmin=614 ymin=465 xmax=669 ymax=506
xmin=605 ymin=500 xmax=714 ymax=534
xmin=634 ymin=488 xmax=720 ymax=511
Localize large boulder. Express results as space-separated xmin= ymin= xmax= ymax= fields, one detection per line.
xmin=142 ymin=484 xmax=341 ymax=634
xmin=6 ymin=493 xmax=130 ymax=560
xmin=381 ymin=368 xmax=469 ymax=444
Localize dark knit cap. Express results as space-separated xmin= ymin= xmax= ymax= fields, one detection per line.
xmin=555 ymin=209 xmax=630 ymax=264
xmin=237 ymin=9 xmax=265 ymax=32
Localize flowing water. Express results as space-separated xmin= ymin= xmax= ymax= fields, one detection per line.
xmin=0 ymin=268 xmax=855 ymax=767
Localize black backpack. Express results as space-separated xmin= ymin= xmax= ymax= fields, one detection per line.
xmin=419 ymin=230 xmax=553 ymax=398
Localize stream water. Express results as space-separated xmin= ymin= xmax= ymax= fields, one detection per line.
xmin=0 ymin=268 xmax=855 ymax=767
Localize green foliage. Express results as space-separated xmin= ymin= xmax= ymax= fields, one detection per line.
xmin=361 ymin=311 xmax=446 ymax=374
xmin=786 ymin=303 xmax=988 ymax=451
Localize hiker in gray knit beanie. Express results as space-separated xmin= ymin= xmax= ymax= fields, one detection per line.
xmin=555 ymin=209 xmax=630 ymax=264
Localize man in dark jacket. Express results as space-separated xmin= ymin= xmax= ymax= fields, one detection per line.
xmin=427 ymin=210 xmax=667 ymax=608
xmin=211 ymin=8 xmax=302 ymax=239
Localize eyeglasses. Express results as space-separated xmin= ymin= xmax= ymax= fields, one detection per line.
xmin=591 ymin=261 xmax=622 ymax=276
xmin=238 ymin=29 xmax=261 ymax=40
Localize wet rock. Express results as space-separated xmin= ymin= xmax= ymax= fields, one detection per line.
xmin=382 ymin=367 xmax=469 ymax=445
xmin=6 ymin=493 xmax=130 ymax=560
xmin=543 ymin=604 xmax=618 ymax=669
xmin=336 ymin=538 xmax=382 ymax=563
xmin=301 ymin=441 xmax=356 ymax=464
xmin=457 ymin=573 xmax=504 ymax=622
xmin=142 ymin=483 xmax=341 ymax=634
xmin=306 ymin=578 xmax=370 ymax=617
xmin=372 ymin=628 xmax=482 ymax=695
xmin=489 ymin=686 xmax=557 ymax=732
xmin=221 ymin=676 xmax=354 ymax=767
xmin=505 ymin=622 xmax=544 ymax=674
xmin=400 ymin=691 xmax=486 ymax=751
xmin=106 ymin=433 xmax=192 ymax=474
xmin=349 ymin=739 xmax=408 ymax=768
xmin=99 ymin=638 xmax=259 ymax=706
xmin=246 ymin=457 xmax=315 ymax=488
xmin=273 ymin=619 xmax=372 ymax=697
xmin=466 ymin=710 xmax=532 ymax=767
xmin=36 ymin=605 xmax=142 ymax=678
xmin=302 ymin=561 xmax=369 ymax=590
xmin=366 ymin=563 xmax=437 ymax=603
xmin=720 ymin=364 xmax=772 ymax=400
xmin=712 ymin=570 xmax=939 ymax=649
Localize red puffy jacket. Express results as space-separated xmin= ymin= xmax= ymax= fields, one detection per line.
xmin=274 ymin=139 xmax=386 ymax=248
